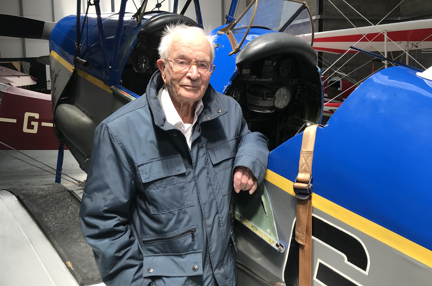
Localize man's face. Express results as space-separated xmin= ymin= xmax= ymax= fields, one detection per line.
xmin=157 ymin=32 xmax=214 ymax=106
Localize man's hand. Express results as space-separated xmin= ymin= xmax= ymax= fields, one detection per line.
xmin=233 ymin=166 xmax=258 ymax=194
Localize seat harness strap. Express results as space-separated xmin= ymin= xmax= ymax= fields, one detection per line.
xmin=293 ymin=124 xmax=319 ymax=286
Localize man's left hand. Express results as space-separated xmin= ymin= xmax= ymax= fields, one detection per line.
xmin=233 ymin=166 xmax=258 ymax=194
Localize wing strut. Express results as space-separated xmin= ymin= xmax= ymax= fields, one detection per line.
xmin=76 ymin=0 xmax=81 ymax=52
xmin=94 ymin=0 xmax=110 ymax=74
xmin=55 ymin=143 xmax=64 ymax=183
xmin=110 ymin=0 xmax=128 ymax=85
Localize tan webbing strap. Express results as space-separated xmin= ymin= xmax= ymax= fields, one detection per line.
xmin=297 ymin=198 xmax=312 ymax=286
xmin=294 ymin=124 xmax=318 ymax=189
xmin=293 ymin=124 xmax=318 ymax=286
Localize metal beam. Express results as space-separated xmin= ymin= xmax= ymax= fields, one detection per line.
xmin=221 ymin=0 xmax=224 ymax=26
xmin=51 ymin=0 xmax=55 ymax=21
xmin=316 ymin=0 xmax=323 ymax=69
xmin=384 ymin=30 xmax=388 ymax=68
xmin=19 ymin=0 xmax=26 ymax=58
xmin=406 ymin=42 xmax=409 ymax=65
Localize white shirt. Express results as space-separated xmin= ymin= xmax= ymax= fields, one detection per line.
xmin=157 ymin=87 xmax=203 ymax=149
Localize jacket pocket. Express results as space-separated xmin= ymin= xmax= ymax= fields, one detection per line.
xmin=138 ymin=155 xmax=192 ymax=214
xmin=141 ymin=227 xmax=197 ymax=254
xmin=142 ymin=252 xmax=203 ymax=277
xmin=208 ymin=138 xmax=238 ymax=195
xmin=141 ymin=226 xmax=203 ymax=285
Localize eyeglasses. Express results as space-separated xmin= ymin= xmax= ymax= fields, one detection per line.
xmin=167 ymin=59 xmax=215 ymax=74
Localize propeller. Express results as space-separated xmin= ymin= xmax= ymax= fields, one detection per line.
xmin=36 ymin=55 xmax=50 ymax=65
xmin=0 ymin=14 xmax=55 ymax=40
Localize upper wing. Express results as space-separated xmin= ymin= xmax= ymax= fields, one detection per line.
xmin=312 ymin=18 xmax=432 ymax=54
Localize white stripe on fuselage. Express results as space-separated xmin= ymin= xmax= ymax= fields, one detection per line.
xmin=0 ymin=118 xmax=17 ymax=123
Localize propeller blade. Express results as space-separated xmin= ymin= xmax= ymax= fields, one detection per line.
xmin=36 ymin=55 xmax=50 ymax=65
xmin=0 ymin=14 xmax=55 ymax=40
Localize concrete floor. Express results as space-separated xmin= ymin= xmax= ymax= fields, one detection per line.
xmin=0 ymin=150 xmax=87 ymax=191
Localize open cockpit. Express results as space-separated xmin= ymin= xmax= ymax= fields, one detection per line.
xmin=121 ymin=13 xmax=200 ymax=96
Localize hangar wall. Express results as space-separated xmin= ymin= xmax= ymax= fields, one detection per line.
xmin=304 ymin=0 xmax=432 ymax=84
xmin=0 ymin=0 xmax=237 ymax=58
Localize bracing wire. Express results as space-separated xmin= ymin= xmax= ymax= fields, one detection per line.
xmin=151 ymin=0 xmax=166 ymax=11
xmin=323 ymin=51 xmax=359 ymax=82
xmin=323 ymin=27 xmax=407 ymax=83
xmin=0 ymin=150 xmax=82 ymax=186
xmin=341 ymin=0 xmax=425 ymax=69
xmin=322 ymin=27 xmax=397 ymax=83
xmin=322 ymin=0 xmax=425 ymax=76
xmin=132 ymin=0 xmax=138 ymax=10
xmin=324 ymin=0 xmax=386 ymax=75
xmin=325 ymin=65 xmax=385 ymax=105
xmin=0 ymin=141 xmax=83 ymax=186
xmin=322 ymin=58 xmax=376 ymax=87
xmin=318 ymin=58 xmax=357 ymax=84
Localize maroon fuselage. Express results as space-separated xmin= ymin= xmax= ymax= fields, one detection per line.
xmin=0 ymin=85 xmax=60 ymax=150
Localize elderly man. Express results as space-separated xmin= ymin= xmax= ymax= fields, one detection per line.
xmin=80 ymin=24 xmax=269 ymax=286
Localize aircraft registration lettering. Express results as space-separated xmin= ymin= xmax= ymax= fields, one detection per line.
xmin=22 ymin=112 xmax=53 ymax=134
xmin=281 ymin=214 xmax=369 ymax=285
xmin=23 ymin=112 xmax=39 ymax=133
xmin=314 ymin=259 xmax=362 ymax=286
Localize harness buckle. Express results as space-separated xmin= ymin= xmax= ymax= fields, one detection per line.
xmin=293 ymin=177 xmax=313 ymax=200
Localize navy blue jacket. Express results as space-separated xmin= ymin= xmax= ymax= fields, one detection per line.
xmin=80 ymin=71 xmax=269 ymax=286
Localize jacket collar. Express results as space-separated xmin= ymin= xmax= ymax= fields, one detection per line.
xmin=146 ymin=71 xmax=228 ymax=131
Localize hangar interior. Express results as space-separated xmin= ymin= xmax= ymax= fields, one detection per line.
xmin=305 ymin=0 xmax=432 ymax=84
xmin=0 ymin=0 xmax=432 ymax=286
xmin=0 ymin=1 xmax=431 ymax=285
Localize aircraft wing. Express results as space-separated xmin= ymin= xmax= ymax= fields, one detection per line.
xmin=0 ymin=185 xmax=103 ymax=285
xmin=0 ymin=66 xmax=36 ymax=87
xmin=312 ymin=18 xmax=432 ymax=54
xmin=0 ymin=190 xmax=80 ymax=286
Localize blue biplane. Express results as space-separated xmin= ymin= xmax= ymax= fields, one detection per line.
xmin=46 ymin=0 xmax=321 ymax=171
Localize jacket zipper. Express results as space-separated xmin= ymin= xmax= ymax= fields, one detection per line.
xmin=142 ymin=228 xmax=196 ymax=243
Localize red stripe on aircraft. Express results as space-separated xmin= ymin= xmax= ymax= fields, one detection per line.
xmin=324 ymin=102 xmax=342 ymax=107
xmin=313 ymin=47 xmax=357 ymax=53
xmin=314 ymin=28 xmax=432 ymax=43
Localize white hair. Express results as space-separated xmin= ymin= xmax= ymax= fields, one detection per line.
xmin=158 ymin=24 xmax=216 ymax=63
